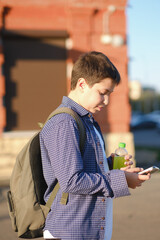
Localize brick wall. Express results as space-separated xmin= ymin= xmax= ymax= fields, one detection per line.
xmin=0 ymin=0 xmax=130 ymax=134
xmin=0 ymin=7 xmax=6 ymax=135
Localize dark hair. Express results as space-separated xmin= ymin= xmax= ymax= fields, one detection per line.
xmin=71 ymin=51 xmax=121 ymax=90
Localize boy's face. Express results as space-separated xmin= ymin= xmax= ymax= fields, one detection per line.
xmin=80 ymin=78 xmax=115 ymax=114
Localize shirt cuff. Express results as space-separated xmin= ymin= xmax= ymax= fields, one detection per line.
xmin=109 ymin=169 xmax=130 ymax=198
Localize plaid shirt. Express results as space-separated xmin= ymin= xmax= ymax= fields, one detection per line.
xmin=40 ymin=96 xmax=130 ymax=240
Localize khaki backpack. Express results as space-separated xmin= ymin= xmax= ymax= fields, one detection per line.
xmin=7 ymin=107 xmax=86 ymax=239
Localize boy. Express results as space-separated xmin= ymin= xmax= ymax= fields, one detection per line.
xmin=40 ymin=51 xmax=150 ymax=240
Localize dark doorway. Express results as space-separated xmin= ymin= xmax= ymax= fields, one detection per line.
xmin=3 ymin=31 xmax=67 ymax=130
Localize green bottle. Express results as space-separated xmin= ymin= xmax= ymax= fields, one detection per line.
xmin=113 ymin=142 xmax=128 ymax=169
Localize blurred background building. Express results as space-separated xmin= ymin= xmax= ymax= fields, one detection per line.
xmin=0 ymin=2 xmax=160 ymax=239
xmin=0 ymin=0 xmax=133 ymax=182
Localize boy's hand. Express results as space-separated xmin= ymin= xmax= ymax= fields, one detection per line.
xmin=122 ymin=154 xmax=133 ymax=168
xmin=124 ymin=167 xmax=151 ymax=189
xmin=111 ymin=153 xmax=133 ymax=169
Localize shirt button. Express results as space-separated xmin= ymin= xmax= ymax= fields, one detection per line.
xmin=101 ymin=217 xmax=105 ymax=220
xmin=99 ymin=161 xmax=103 ymax=164
xmin=102 ymin=198 xmax=105 ymax=202
xmin=101 ymin=227 xmax=104 ymax=230
xmin=97 ymin=142 xmax=100 ymax=146
xmin=88 ymin=114 xmax=91 ymax=118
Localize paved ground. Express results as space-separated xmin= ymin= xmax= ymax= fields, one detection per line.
xmin=112 ymin=173 xmax=160 ymax=240
xmin=0 ymin=129 xmax=160 ymax=240
xmin=0 ymin=173 xmax=160 ymax=240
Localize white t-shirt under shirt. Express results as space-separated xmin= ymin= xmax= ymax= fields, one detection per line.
xmin=93 ymin=126 xmax=113 ymax=240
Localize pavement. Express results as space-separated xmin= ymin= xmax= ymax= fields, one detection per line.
xmin=0 ymin=173 xmax=160 ymax=240
xmin=112 ymin=173 xmax=160 ymax=240
xmin=0 ymin=129 xmax=160 ymax=240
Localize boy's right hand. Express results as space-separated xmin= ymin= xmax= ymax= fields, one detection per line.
xmin=124 ymin=167 xmax=151 ymax=189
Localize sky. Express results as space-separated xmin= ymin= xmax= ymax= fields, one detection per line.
xmin=127 ymin=0 xmax=160 ymax=93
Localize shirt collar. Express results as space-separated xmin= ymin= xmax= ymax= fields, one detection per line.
xmin=61 ymin=96 xmax=90 ymax=117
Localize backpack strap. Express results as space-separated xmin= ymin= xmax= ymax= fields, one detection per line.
xmin=41 ymin=107 xmax=86 ymax=208
xmin=45 ymin=182 xmax=60 ymax=209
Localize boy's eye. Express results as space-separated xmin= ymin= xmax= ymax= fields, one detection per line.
xmin=99 ymin=91 xmax=110 ymax=96
xmin=99 ymin=91 xmax=106 ymax=95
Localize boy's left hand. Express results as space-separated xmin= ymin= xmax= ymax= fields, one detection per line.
xmin=111 ymin=153 xmax=133 ymax=170
xmin=121 ymin=154 xmax=133 ymax=170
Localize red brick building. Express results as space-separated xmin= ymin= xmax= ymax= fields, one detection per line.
xmin=0 ymin=0 xmax=131 ymax=136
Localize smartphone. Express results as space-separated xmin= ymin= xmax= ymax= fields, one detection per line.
xmin=138 ymin=166 xmax=160 ymax=175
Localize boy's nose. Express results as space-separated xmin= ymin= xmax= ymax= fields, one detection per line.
xmin=103 ymin=95 xmax=109 ymax=105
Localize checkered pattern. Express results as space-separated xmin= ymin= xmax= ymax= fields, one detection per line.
xmin=40 ymin=96 xmax=130 ymax=240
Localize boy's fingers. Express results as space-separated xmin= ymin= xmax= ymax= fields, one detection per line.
xmin=127 ymin=167 xmax=143 ymax=173
xmin=138 ymin=173 xmax=151 ymax=181
xmin=124 ymin=160 xmax=133 ymax=166
xmin=120 ymin=166 xmax=130 ymax=171
xmin=124 ymin=154 xmax=132 ymax=160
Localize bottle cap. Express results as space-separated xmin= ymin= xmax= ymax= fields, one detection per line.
xmin=118 ymin=142 xmax=126 ymax=148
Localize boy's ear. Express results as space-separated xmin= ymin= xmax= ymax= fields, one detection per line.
xmin=77 ymin=78 xmax=87 ymax=91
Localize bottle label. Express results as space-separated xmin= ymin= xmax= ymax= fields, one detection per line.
xmin=113 ymin=156 xmax=125 ymax=169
